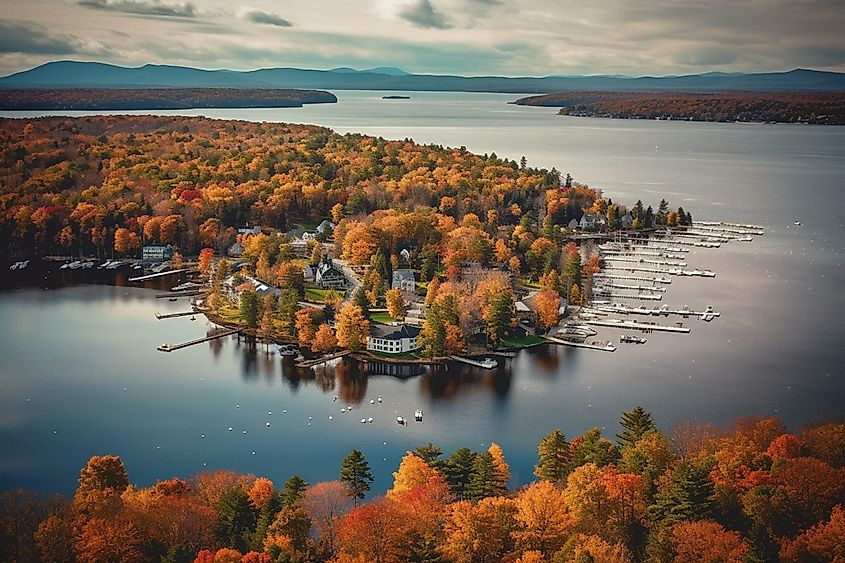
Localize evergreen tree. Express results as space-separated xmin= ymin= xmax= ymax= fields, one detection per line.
xmin=339 ymin=449 xmax=374 ymax=505
xmin=371 ymin=247 xmax=391 ymax=285
xmin=419 ymin=244 xmax=438 ymax=282
xmin=216 ymin=487 xmax=258 ymax=552
xmin=569 ymin=427 xmax=619 ymax=469
xmin=645 ymin=206 xmax=655 ymax=228
xmin=617 ymin=406 xmax=657 ymax=448
xmin=413 ymin=443 xmax=445 ymax=471
xmin=282 ymin=475 xmax=308 ymax=507
xmin=420 ymin=304 xmax=445 ymax=357
xmin=535 ymin=429 xmax=571 ymax=484
xmin=483 ymin=291 xmax=514 ymax=348
xmin=467 ymin=451 xmax=496 ymax=502
xmin=657 ymin=199 xmax=669 ymax=225
xmin=648 ymin=461 xmax=715 ymax=527
xmin=444 ymin=448 xmax=477 ymax=499
xmin=353 ymin=286 xmax=371 ymax=317
xmin=250 ymin=491 xmax=283 ymax=551
xmin=238 ymin=290 xmax=261 ymax=329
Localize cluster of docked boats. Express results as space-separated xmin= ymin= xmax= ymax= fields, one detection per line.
xmin=8 ymin=260 xmax=30 ymax=271
xmin=59 ymin=260 xmax=96 ymax=270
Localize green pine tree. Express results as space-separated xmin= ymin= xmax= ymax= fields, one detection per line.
xmin=216 ymin=487 xmax=258 ymax=553
xmin=250 ymin=491 xmax=283 ymax=551
xmin=648 ymin=461 xmax=714 ymax=527
xmin=617 ymin=406 xmax=657 ymax=448
xmin=467 ymin=451 xmax=496 ymax=502
xmin=339 ymin=449 xmax=374 ymax=505
xmin=282 ymin=475 xmax=308 ymax=507
xmin=444 ymin=448 xmax=477 ymax=499
xmin=569 ymin=427 xmax=619 ymax=469
xmin=239 ymin=290 xmax=261 ymax=329
xmin=535 ymin=429 xmax=571 ymax=483
xmin=413 ymin=443 xmax=445 ymax=471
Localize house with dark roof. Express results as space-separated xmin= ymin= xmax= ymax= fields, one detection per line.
xmin=223 ymin=274 xmax=280 ymax=304
xmin=367 ymin=324 xmax=421 ymax=354
xmin=315 ymin=258 xmax=347 ymax=289
xmin=579 ymin=214 xmax=608 ymax=231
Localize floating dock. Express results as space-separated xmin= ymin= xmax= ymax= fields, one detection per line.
xmin=157 ymin=328 xmax=239 ymax=351
xmin=542 ymin=336 xmax=617 ymax=352
xmin=593 ymin=273 xmax=672 ymax=284
xmin=128 ymin=268 xmax=188 ymax=282
xmin=584 ymin=319 xmax=691 ymax=333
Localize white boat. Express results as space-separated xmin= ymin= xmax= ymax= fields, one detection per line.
xmin=98 ymin=260 xmax=113 ymax=269
xmin=414 ymin=409 xmax=424 ymax=422
xmin=66 ymin=260 xmax=82 ymax=270
xmin=794 ymin=221 xmax=801 ymax=226
xmin=397 ymin=416 xmax=406 ymax=425
xmin=620 ymin=335 xmax=647 ymax=344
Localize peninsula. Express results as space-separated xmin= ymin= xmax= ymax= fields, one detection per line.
xmin=0 ymin=88 xmax=337 ymax=111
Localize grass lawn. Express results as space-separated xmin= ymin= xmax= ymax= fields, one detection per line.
xmin=500 ymin=334 xmax=546 ymax=348
xmin=370 ymin=312 xmax=397 ymax=324
xmin=517 ymin=278 xmax=541 ymax=288
xmin=305 ymin=287 xmax=337 ymax=303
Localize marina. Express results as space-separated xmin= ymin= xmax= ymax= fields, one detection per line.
xmin=542 ymin=335 xmax=617 ymax=352
xmin=584 ymin=319 xmax=691 ymax=334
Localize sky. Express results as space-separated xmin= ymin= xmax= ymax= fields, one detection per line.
xmin=0 ymin=0 xmax=844 ymax=77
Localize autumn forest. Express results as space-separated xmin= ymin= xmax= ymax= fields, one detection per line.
xmin=1 ymin=410 xmax=844 ymax=563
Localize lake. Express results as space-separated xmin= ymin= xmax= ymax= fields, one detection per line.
xmin=1 ymin=91 xmax=844 ymax=496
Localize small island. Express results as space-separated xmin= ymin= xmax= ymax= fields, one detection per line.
xmin=0 ymin=87 xmax=337 ymax=110
xmin=382 ymin=95 xmax=411 ymax=100
xmin=512 ymin=91 xmax=845 ymax=125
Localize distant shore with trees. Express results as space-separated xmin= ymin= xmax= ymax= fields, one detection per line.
xmin=512 ymin=91 xmax=845 ymax=125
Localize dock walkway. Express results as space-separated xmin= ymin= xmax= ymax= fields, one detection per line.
xmin=155 ymin=311 xmax=200 ymax=320
xmin=584 ymin=319 xmax=690 ymax=333
xmin=449 ymin=356 xmax=498 ymax=369
xmin=542 ymin=336 xmax=616 ymax=352
xmin=157 ymin=328 xmax=239 ymax=352
xmin=129 ymin=269 xmax=187 ymax=282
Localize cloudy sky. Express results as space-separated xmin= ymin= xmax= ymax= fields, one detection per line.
xmin=0 ymin=0 xmax=843 ymax=77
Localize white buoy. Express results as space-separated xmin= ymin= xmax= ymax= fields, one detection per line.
xmin=370 ymin=400 xmax=375 ymax=404
xmin=328 ymin=416 xmax=333 ymax=420
xmin=377 ymin=396 xmax=383 ymax=403
xmin=341 ymin=408 xmax=346 ymax=413
xmin=367 ymin=417 xmax=373 ymax=423
xmin=282 ymin=409 xmax=287 ymax=414
xmin=361 ymin=418 xmax=366 ymax=423
xmin=236 ymin=404 xmax=240 ymax=408
xmin=252 ymin=451 xmax=256 ymax=455
xmin=242 ymin=430 xmax=247 ymax=434
xmin=309 ymin=416 xmax=313 ymax=420
xmin=201 ymin=434 xmax=205 ymax=438
xmin=266 ymin=422 xmax=271 ymax=427
xmin=228 ymin=427 xmax=233 ymax=432
xmin=347 ymin=405 xmax=352 ymax=411
xmin=268 ymin=411 xmax=272 ymax=415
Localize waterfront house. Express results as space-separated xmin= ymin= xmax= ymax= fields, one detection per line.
xmin=315 ymin=258 xmax=347 ymax=289
xmin=391 ymin=269 xmax=416 ymax=297
xmin=238 ymin=226 xmax=262 ymax=235
xmin=142 ymin=244 xmax=173 ymax=262
xmin=367 ymin=324 xmax=421 ymax=354
xmin=579 ymin=214 xmax=608 ymax=231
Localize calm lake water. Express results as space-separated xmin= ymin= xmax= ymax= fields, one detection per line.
xmin=1 ymin=92 xmax=844 ymax=496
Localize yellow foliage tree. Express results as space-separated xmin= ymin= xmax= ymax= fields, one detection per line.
xmin=513 ymin=480 xmax=574 ymax=556
xmin=385 ymin=288 xmax=407 ymax=320
xmin=336 ymin=303 xmax=370 ymax=351
xmin=387 ymin=452 xmax=447 ymax=498
xmin=535 ymin=289 xmax=561 ymax=332
xmin=312 ymin=323 xmax=337 ymax=353
xmin=488 ymin=442 xmax=511 ymax=495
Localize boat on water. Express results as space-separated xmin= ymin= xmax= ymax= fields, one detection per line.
xmin=479 ymin=358 xmax=497 ymax=369
xmin=414 ymin=409 xmax=424 ymax=422
xmin=168 ymin=297 xmax=178 ymax=302
xmin=9 ymin=260 xmax=30 ymax=271
xmin=620 ymin=335 xmax=647 ymax=344
xmin=794 ymin=221 xmax=801 ymax=226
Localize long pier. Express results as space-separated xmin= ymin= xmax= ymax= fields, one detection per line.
xmin=594 ymin=273 xmax=672 ymax=284
xmin=542 ymin=336 xmax=617 ymax=352
xmin=157 ymin=328 xmax=239 ymax=352
xmin=155 ymin=291 xmax=201 ymax=299
xmin=449 ymin=355 xmax=498 ymax=369
xmin=603 ymin=256 xmax=687 ymax=267
xmin=155 ymin=311 xmax=200 ymax=319
xmin=584 ymin=319 xmax=690 ymax=333
xmin=296 ymin=350 xmax=352 ymax=368
xmin=128 ymin=268 xmax=188 ymax=282
xmin=593 ymin=290 xmax=663 ymax=301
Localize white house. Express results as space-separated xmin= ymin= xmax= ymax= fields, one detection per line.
xmin=579 ymin=214 xmax=608 ymax=231
xmin=223 ymin=274 xmax=280 ymax=304
xmin=391 ymin=269 xmax=416 ymax=297
xmin=367 ymin=324 xmax=421 ymax=354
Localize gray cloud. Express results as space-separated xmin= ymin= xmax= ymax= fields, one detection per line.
xmin=78 ymin=0 xmax=198 ymax=18
xmin=399 ymin=0 xmax=451 ymax=29
xmin=240 ymin=9 xmax=291 ymax=27
xmin=0 ymin=20 xmax=83 ymax=54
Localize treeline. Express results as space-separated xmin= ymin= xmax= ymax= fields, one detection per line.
xmin=0 ymin=116 xmax=564 ymax=258
xmin=2 ymin=409 xmax=844 ymax=562
xmin=0 ymin=89 xmax=337 ymax=111
xmin=513 ymin=91 xmax=845 ymax=125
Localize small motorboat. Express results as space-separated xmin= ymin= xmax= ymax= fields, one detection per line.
xmin=620 ymin=335 xmax=647 ymax=344
xmin=397 ymin=416 xmax=406 ymax=425
xmin=793 ymin=221 xmax=801 ymax=226
xmin=414 ymin=409 xmax=424 ymax=422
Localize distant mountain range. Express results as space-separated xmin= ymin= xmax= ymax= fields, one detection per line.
xmin=2 ymin=61 xmax=844 ymax=93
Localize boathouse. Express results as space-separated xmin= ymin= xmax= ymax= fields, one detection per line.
xmin=142 ymin=244 xmax=173 ymax=261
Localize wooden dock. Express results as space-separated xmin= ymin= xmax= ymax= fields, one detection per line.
xmin=155 ymin=291 xmax=201 ymax=299
xmin=296 ymin=349 xmax=353 ymax=368
xmin=542 ymin=336 xmax=617 ymax=352
xmin=584 ymin=319 xmax=690 ymax=333
xmin=129 ymin=268 xmax=188 ymax=282
xmin=155 ymin=311 xmax=200 ymax=320
xmin=157 ymin=328 xmax=239 ymax=352
xmin=449 ymin=356 xmax=498 ymax=369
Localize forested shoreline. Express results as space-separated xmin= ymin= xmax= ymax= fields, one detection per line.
xmin=1 ymin=409 xmax=843 ymax=562
xmin=0 ymin=89 xmax=337 ymax=111
xmin=512 ymin=91 xmax=845 ymax=125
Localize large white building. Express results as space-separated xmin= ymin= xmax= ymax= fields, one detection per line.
xmin=367 ymin=324 xmax=421 ymax=355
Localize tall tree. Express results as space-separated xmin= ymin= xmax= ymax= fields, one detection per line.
xmin=335 ymin=303 xmax=370 ymax=351
xmin=536 ymin=429 xmax=571 ymax=484
xmin=239 ymin=291 xmax=261 ymax=329
xmin=617 ymin=406 xmax=657 ymax=448
xmin=339 ymin=450 xmax=374 ymax=506
xmin=282 ymin=475 xmax=309 ymax=508
xmin=385 ymin=288 xmax=407 ymax=320
xmin=648 ymin=461 xmax=714 ymax=527
xmin=488 ymin=443 xmax=511 ymax=495
xmin=216 ymin=487 xmax=258 ymax=553
xmin=444 ymin=448 xmax=477 ymax=500
xmin=467 ymin=452 xmax=496 ymax=502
